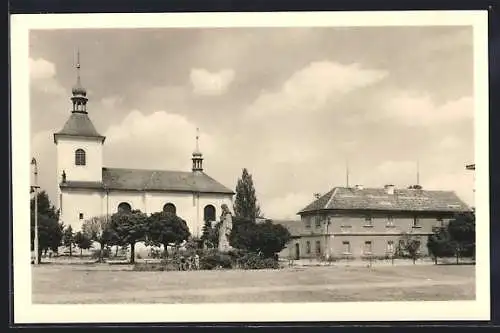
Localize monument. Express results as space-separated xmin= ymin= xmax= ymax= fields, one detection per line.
xmin=218 ymin=204 xmax=233 ymax=252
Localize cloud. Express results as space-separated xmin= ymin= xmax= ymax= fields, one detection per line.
xmin=29 ymin=57 xmax=65 ymax=95
xmin=425 ymin=172 xmax=474 ymax=207
xmin=353 ymin=160 xmax=419 ymax=188
xmin=190 ymin=69 xmax=235 ymax=96
xmin=104 ymin=110 xmax=216 ymax=171
xmin=437 ymin=136 xmax=462 ymax=150
xmin=31 ymin=130 xmax=58 ymax=204
xmin=246 ymin=61 xmax=387 ymax=118
xmin=376 ymin=92 xmax=473 ymax=126
xmin=260 ymin=192 xmax=314 ymax=219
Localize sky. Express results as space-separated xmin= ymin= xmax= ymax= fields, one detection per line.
xmin=29 ymin=26 xmax=475 ymax=219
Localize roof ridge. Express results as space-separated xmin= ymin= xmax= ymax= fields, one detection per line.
xmin=103 ymin=166 xmax=192 ymax=174
xmin=324 ymin=187 xmax=337 ymax=209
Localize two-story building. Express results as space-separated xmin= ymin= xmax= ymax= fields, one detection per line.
xmin=279 ymin=184 xmax=472 ymax=260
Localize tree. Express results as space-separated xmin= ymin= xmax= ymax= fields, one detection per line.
xmin=30 ymin=191 xmax=62 ymax=263
xmin=230 ymin=218 xmax=291 ymax=258
xmin=146 ymin=211 xmax=191 ymax=258
xmin=398 ymin=233 xmax=422 ymax=264
xmin=233 ymin=168 xmax=261 ymax=221
xmin=447 ymin=212 xmax=475 ymax=263
xmin=74 ymin=231 xmax=92 ymax=257
xmin=201 ymin=220 xmax=219 ymax=249
xmin=109 ymin=209 xmax=148 ymax=264
xmin=62 ymin=225 xmax=75 ymax=257
xmin=81 ymin=215 xmax=113 ymax=262
xmin=427 ymin=226 xmax=455 ymax=264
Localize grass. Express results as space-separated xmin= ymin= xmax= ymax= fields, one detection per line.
xmin=32 ymin=264 xmax=475 ymax=304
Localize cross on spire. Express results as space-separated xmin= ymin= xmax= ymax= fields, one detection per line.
xmin=196 ymin=127 xmax=200 ymax=152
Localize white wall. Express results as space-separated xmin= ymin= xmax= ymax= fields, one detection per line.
xmin=60 ymin=189 xmax=104 ymax=231
xmin=56 ymin=136 xmax=103 ymax=184
xmin=62 ymin=188 xmax=233 ymax=237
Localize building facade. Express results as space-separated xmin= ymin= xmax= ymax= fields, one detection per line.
xmin=280 ymin=184 xmax=471 ymax=260
xmin=53 ymin=57 xmax=234 ymax=237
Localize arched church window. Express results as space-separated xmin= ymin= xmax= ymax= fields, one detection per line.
xmin=163 ymin=203 xmax=176 ymax=215
xmin=203 ymin=204 xmax=216 ymax=222
xmin=118 ymin=202 xmax=132 ymax=213
xmin=75 ymin=149 xmax=86 ymax=166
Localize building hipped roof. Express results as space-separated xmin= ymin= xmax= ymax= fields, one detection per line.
xmin=60 ymin=167 xmax=234 ymax=195
xmin=298 ymin=187 xmax=471 ymax=214
xmin=53 ymin=112 xmax=105 ymax=142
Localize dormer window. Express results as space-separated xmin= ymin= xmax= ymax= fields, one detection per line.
xmin=75 ymin=149 xmax=86 ymax=166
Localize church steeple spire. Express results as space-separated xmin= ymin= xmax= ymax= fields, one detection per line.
xmin=192 ymin=128 xmax=203 ymax=172
xmin=71 ymin=48 xmax=88 ymax=114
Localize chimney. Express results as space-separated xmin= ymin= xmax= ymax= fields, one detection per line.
xmin=384 ymin=184 xmax=395 ymax=195
xmin=354 ymin=184 xmax=364 ymax=190
xmin=313 ymin=193 xmax=321 ymax=199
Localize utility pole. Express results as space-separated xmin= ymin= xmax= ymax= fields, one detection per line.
xmin=31 ymin=158 xmax=39 ymax=265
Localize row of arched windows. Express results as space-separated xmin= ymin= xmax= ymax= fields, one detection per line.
xmin=116 ymin=202 xmax=217 ymax=221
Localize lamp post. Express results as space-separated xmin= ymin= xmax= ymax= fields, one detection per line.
xmin=31 ymin=158 xmax=39 ymax=265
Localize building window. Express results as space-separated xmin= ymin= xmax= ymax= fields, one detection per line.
xmin=203 ymin=205 xmax=216 ymax=222
xmin=79 ymin=213 xmax=84 ymax=220
xmin=306 ymin=241 xmax=311 ymax=254
xmin=387 ymin=240 xmax=394 ymax=254
xmin=437 ymin=217 xmax=444 ymax=227
xmin=387 ymin=215 xmax=394 ymax=226
xmin=413 ymin=216 xmax=421 ymax=228
xmin=75 ymin=149 xmax=86 ymax=166
xmin=315 ymin=240 xmax=321 ymax=255
xmin=315 ymin=216 xmax=321 ymax=228
xmin=305 ymin=217 xmax=311 ymax=229
xmin=163 ymin=203 xmax=176 ymax=215
xmin=342 ymin=241 xmax=351 ymax=254
xmin=364 ymin=241 xmax=372 ymax=254
xmin=118 ymin=202 xmax=132 ymax=214
xmin=364 ymin=215 xmax=373 ymax=226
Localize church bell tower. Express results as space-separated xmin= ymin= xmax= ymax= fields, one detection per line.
xmin=53 ymin=50 xmax=106 ymax=186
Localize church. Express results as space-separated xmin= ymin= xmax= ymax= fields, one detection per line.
xmin=53 ymin=57 xmax=235 ymax=238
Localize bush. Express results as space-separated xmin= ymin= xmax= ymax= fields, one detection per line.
xmin=132 ymin=260 xmax=178 ymax=271
xmin=199 ymin=250 xmax=233 ymax=270
xmin=90 ymin=248 xmax=111 ymax=259
xmin=233 ymin=251 xmax=279 ymax=270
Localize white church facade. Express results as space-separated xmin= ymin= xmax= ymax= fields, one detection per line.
xmin=53 ymin=57 xmax=234 ymax=238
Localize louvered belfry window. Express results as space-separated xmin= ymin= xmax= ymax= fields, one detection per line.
xmin=75 ymin=149 xmax=86 ymax=166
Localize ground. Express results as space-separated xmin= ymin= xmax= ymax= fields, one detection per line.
xmin=32 ymin=263 xmax=475 ymax=304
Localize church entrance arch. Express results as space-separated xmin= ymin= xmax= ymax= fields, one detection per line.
xmin=203 ymin=204 xmax=216 ymax=222
xmin=118 ymin=202 xmax=132 ymax=213
xmin=163 ymin=203 xmax=176 ymax=215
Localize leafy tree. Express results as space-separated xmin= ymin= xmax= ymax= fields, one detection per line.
xmin=447 ymin=212 xmax=475 ymax=263
xmin=233 ymin=168 xmax=261 ymax=221
xmin=398 ymin=233 xmax=422 ymax=264
xmin=146 ymin=211 xmax=191 ymax=258
xmin=30 ymin=191 xmax=62 ymax=263
xmin=81 ymin=215 xmax=113 ymax=262
xmin=427 ymin=226 xmax=455 ymax=264
xmin=62 ymin=225 xmax=75 ymax=257
xmin=201 ymin=220 xmax=219 ymax=249
xmin=109 ymin=209 xmax=148 ymax=264
xmin=74 ymin=231 xmax=92 ymax=256
xmin=230 ymin=218 xmax=291 ymax=258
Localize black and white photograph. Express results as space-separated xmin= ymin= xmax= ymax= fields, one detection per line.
xmin=11 ymin=11 xmax=489 ymax=323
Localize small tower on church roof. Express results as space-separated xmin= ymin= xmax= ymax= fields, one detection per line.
xmin=71 ymin=49 xmax=88 ymax=114
xmin=192 ymin=128 xmax=203 ymax=173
